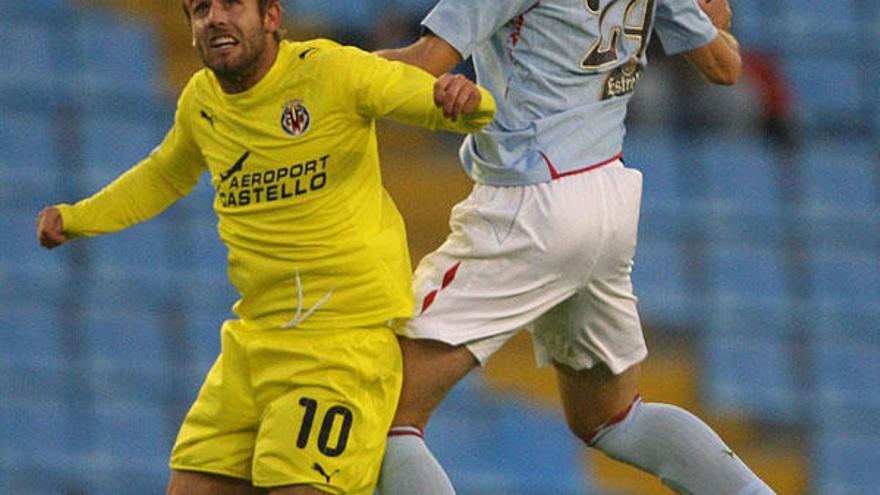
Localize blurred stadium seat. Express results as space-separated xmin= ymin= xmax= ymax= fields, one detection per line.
xmin=730 ymin=0 xmax=770 ymax=48
xmin=0 ymin=302 xmax=66 ymax=405
xmin=0 ymin=108 xmax=62 ymax=213
xmin=80 ymin=307 xmax=174 ymax=404
xmin=0 ymin=397 xmax=89 ymax=495
xmin=694 ymin=136 xmax=787 ymax=242
xmin=771 ymin=0 xmax=861 ymax=56
xmin=288 ymin=0 xmax=379 ymax=39
xmin=785 ymin=58 xmax=866 ymax=131
xmin=87 ymin=219 xmax=176 ymax=274
xmin=426 ymin=375 xmax=517 ymax=491
xmin=86 ymin=402 xmax=172 ymax=493
xmin=632 ymin=238 xmax=695 ymax=329
xmin=625 ymin=130 xmax=692 ymax=241
xmin=796 ymin=138 xmax=880 ymax=250
xmin=701 ymin=241 xmax=795 ymax=338
xmin=69 ymin=10 xmax=162 ymax=99
xmin=809 ymin=306 xmax=878 ymax=344
xmin=0 ymin=0 xmax=73 ymax=18
xmin=0 ymin=211 xmax=68 ymax=304
xmin=810 ymin=342 xmax=880 ymax=416
xmin=80 ymin=105 xmax=166 ymax=194
xmin=428 ymin=374 xmax=593 ymax=495
xmin=813 ymin=432 xmax=880 ymax=495
xmin=0 ymin=19 xmax=59 ymax=96
xmin=805 ymin=248 xmax=880 ymax=313
xmin=81 ymin=263 xmax=173 ymax=314
xmin=701 ymin=334 xmax=800 ymax=423
xmin=494 ymin=402 xmax=593 ymax=494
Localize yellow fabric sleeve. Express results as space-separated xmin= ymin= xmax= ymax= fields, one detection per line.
xmin=325 ymin=47 xmax=495 ymax=133
xmin=57 ymin=99 xmax=206 ymax=238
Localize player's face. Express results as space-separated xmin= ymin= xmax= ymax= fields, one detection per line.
xmin=188 ymin=0 xmax=279 ymax=88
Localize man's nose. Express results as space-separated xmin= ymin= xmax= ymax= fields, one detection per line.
xmin=206 ymin=2 xmax=228 ymax=24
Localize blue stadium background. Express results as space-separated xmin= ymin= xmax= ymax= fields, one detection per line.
xmin=1 ymin=0 xmax=878 ymax=493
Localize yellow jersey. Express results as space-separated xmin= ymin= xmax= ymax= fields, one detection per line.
xmin=57 ymin=39 xmax=495 ymax=331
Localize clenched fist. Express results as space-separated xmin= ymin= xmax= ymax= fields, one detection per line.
xmin=434 ymin=73 xmax=482 ymax=122
xmin=36 ymin=207 xmax=66 ymax=249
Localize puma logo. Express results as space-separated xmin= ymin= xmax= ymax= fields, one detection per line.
xmin=220 ymin=151 xmax=250 ymax=183
xmin=312 ymin=462 xmax=340 ymax=483
xmin=200 ymin=109 xmax=215 ymax=127
xmin=299 ymin=47 xmax=318 ymax=59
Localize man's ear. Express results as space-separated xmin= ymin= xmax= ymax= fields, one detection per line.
xmin=264 ymin=1 xmax=283 ymax=36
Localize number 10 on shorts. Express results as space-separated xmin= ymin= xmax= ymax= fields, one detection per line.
xmin=296 ymin=397 xmax=354 ymax=457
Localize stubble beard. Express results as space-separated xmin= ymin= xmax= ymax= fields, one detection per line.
xmin=199 ymin=29 xmax=267 ymax=85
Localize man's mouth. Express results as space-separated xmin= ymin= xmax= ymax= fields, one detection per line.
xmin=209 ymin=35 xmax=239 ymax=49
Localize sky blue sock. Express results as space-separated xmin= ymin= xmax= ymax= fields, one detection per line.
xmin=377 ymin=426 xmax=456 ymax=495
xmin=592 ymin=399 xmax=775 ymax=495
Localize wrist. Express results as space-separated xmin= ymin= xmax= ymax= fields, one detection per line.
xmin=713 ymin=18 xmax=731 ymax=31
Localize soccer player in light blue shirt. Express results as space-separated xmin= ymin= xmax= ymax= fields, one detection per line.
xmin=378 ymin=0 xmax=775 ymax=494
xmin=423 ymin=0 xmax=722 ymax=186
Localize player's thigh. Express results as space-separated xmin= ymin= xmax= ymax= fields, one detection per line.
xmin=392 ymin=336 xmax=480 ymax=428
xmin=252 ymin=326 xmax=402 ymax=494
xmin=255 ymin=385 xmax=391 ymax=494
xmin=268 ymin=485 xmax=332 ymax=495
xmin=554 ymin=360 xmax=641 ymax=439
xmin=167 ymin=469 xmax=264 ymax=495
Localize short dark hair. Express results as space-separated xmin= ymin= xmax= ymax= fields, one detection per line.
xmin=181 ymin=0 xmax=278 ymax=18
xmin=181 ymin=0 xmax=283 ymax=41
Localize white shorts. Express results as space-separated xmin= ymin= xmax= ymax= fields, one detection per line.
xmin=401 ymin=161 xmax=648 ymax=374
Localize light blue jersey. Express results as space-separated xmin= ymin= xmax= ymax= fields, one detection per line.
xmin=423 ymin=0 xmax=717 ymax=185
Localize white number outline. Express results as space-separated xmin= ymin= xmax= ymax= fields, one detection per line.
xmin=580 ymin=0 xmax=655 ymax=71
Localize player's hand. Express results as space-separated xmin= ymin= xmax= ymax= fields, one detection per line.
xmin=698 ymin=0 xmax=732 ymax=31
xmin=434 ymin=73 xmax=482 ymax=122
xmin=36 ymin=207 xmax=66 ymax=249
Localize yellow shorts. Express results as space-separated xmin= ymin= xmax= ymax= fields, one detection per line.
xmin=170 ymin=320 xmax=403 ymax=494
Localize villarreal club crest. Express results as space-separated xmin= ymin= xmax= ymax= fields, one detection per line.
xmin=281 ymin=100 xmax=311 ymax=137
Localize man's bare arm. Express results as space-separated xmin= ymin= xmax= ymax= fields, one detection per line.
xmin=378 ymin=34 xmax=482 ymax=121
xmin=685 ymin=0 xmax=742 ymax=85
xmin=376 ymin=33 xmax=463 ymax=77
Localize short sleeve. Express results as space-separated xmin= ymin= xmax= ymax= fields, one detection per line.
xmin=421 ymin=0 xmax=538 ymax=59
xmin=653 ymin=0 xmax=718 ymax=55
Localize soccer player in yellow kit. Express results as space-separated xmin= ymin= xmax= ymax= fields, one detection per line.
xmin=34 ymin=1 xmax=494 ymax=494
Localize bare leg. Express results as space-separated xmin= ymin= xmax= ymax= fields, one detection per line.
xmin=391 ymin=337 xmax=480 ymax=429
xmin=267 ymin=485 xmax=332 ymax=494
xmin=553 ymin=361 xmax=641 ymax=440
xmin=167 ymin=470 xmax=265 ymax=495
xmin=377 ymin=336 xmax=480 ymax=495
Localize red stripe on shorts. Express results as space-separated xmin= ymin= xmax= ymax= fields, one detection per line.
xmin=420 ymin=290 xmax=438 ymax=314
xmin=441 ymin=261 xmax=461 ymax=289
xmin=420 ymin=261 xmax=462 ymax=314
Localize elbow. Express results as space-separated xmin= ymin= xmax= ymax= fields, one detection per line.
xmin=710 ymin=68 xmax=740 ymax=86
xmin=704 ymin=65 xmax=740 ymax=86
